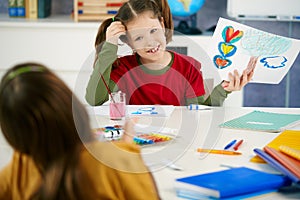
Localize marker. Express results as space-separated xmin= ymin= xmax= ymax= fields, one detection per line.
xmin=187 ymin=104 xmax=211 ymax=110
xmin=233 ymin=139 xmax=244 ymax=151
xmin=224 ymin=139 xmax=237 ymax=150
xmin=197 ymin=148 xmax=242 ymax=155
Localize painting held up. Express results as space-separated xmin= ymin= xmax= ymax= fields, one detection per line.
xmin=208 ymin=17 xmax=300 ymax=84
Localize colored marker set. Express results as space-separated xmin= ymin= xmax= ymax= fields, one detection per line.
xmin=93 ymin=125 xmax=124 ymax=141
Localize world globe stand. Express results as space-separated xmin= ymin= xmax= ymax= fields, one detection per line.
xmin=173 ymin=13 xmax=202 ymax=35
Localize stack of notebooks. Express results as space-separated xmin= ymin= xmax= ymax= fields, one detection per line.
xmin=174 ymin=167 xmax=292 ymax=199
xmin=250 ymin=130 xmax=300 ymax=163
xmin=73 ymin=0 xmax=126 ymax=22
xmin=254 ymin=146 xmax=300 ymax=185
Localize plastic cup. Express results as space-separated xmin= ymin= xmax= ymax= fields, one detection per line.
xmin=109 ymin=92 xmax=126 ymax=120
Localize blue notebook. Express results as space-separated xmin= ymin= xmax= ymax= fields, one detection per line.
xmin=219 ymin=110 xmax=300 ymax=132
xmin=174 ymin=167 xmax=291 ymax=199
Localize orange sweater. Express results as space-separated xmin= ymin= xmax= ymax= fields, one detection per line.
xmin=0 ymin=141 xmax=160 ymax=200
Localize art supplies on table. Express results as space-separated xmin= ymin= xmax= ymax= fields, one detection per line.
xmin=130 ymin=106 xmax=158 ymax=115
xmin=133 ymin=133 xmax=172 ymax=145
xmin=251 ymin=130 xmax=300 ymax=163
xmin=254 ymin=147 xmax=300 ymax=184
xmin=186 ymin=104 xmax=211 ymax=111
xmin=197 ymin=148 xmax=242 ymax=155
xmin=93 ymin=125 xmax=174 ymax=146
xmin=279 ymin=145 xmax=300 ymax=161
xmin=129 ymin=105 xmax=175 ymax=117
xmin=93 ymin=125 xmax=124 ymax=141
xmin=109 ymin=91 xmax=126 ymax=120
xmin=219 ymin=110 xmax=300 ymax=132
xmin=174 ymin=167 xmax=291 ymax=199
xmin=233 ymin=139 xmax=244 ymax=151
xmin=223 ymin=139 xmax=237 ymax=150
xmin=264 ymin=147 xmax=300 ymax=180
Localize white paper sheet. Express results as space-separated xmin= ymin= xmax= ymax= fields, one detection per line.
xmin=207 ymin=17 xmax=300 ymax=84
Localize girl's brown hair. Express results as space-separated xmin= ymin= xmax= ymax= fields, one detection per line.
xmin=0 ymin=63 xmax=94 ymax=199
xmin=95 ymin=0 xmax=173 ymax=54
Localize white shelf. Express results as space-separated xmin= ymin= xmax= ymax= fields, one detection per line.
xmin=0 ymin=14 xmax=99 ymax=29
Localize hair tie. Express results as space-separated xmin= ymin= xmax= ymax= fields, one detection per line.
xmin=6 ymin=66 xmax=44 ymax=81
xmin=112 ymin=17 xmax=115 ymax=22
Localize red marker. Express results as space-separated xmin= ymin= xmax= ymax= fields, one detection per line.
xmin=233 ymin=139 xmax=244 ymax=151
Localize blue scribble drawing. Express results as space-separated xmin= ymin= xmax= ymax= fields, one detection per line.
xmin=240 ymin=29 xmax=292 ymax=69
xmin=260 ymin=56 xmax=287 ymax=69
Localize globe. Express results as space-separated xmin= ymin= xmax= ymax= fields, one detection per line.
xmin=167 ymin=0 xmax=205 ymax=34
xmin=168 ymin=0 xmax=205 ymax=17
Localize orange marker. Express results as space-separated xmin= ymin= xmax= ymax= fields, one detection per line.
xmin=197 ymin=148 xmax=242 ymax=155
xmin=233 ymin=139 xmax=244 ymax=151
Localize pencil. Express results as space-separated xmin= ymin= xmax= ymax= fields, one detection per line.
xmin=197 ymin=148 xmax=242 ymax=155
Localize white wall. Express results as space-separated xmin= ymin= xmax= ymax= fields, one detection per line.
xmin=0 ymin=19 xmax=98 ymax=103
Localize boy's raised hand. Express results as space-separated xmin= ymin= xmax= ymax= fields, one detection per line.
xmin=106 ymin=21 xmax=126 ymax=45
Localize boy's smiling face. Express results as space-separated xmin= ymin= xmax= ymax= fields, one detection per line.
xmin=126 ymin=11 xmax=167 ymax=64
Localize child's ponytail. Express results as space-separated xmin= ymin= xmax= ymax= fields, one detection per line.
xmin=157 ymin=0 xmax=174 ymax=43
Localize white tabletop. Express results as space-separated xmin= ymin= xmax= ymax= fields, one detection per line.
xmin=86 ymin=106 xmax=300 ymax=199
xmin=1 ymin=106 xmax=300 ymax=199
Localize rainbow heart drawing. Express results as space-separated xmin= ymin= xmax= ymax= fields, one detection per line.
xmin=213 ymin=55 xmax=232 ymax=69
xmin=222 ymin=26 xmax=243 ymax=43
xmin=212 ymin=25 xmax=243 ymax=70
xmin=219 ymin=42 xmax=237 ymax=57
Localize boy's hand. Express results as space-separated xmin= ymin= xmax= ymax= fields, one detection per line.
xmin=106 ymin=21 xmax=126 ymax=45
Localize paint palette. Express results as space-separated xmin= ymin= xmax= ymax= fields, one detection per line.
xmin=93 ymin=125 xmax=173 ymax=145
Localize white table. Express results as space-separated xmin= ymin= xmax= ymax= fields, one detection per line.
xmin=1 ymin=106 xmax=300 ymax=199
xmin=88 ymin=106 xmax=300 ymax=200
xmin=142 ymin=107 xmax=300 ymax=199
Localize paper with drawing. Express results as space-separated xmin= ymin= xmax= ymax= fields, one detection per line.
xmin=208 ymin=17 xmax=300 ymax=84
